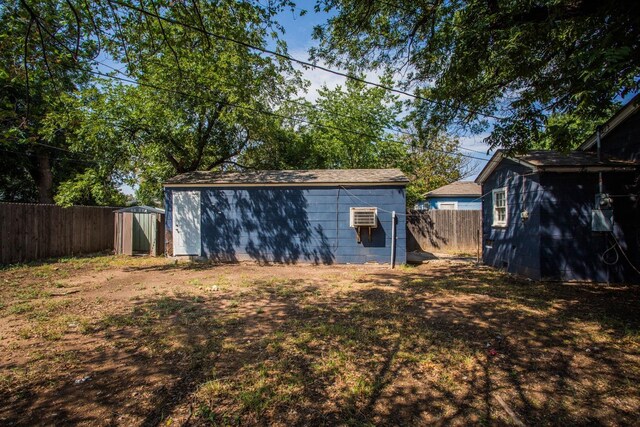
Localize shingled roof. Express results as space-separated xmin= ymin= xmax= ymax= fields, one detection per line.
xmin=516 ymin=151 xmax=638 ymax=168
xmin=476 ymin=150 xmax=639 ymax=184
xmin=424 ymin=181 xmax=480 ymax=198
xmin=164 ymin=169 xmax=409 ymax=186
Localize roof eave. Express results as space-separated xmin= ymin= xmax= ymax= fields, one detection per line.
xmin=163 ymin=181 xmax=409 ymax=187
xmin=578 ymin=93 xmax=640 ymax=151
xmin=424 ymin=193 xmax=481 ymax=198
xmin=538 ymin=166 xmax=638 ymax=173
xmin=475 ymin=151 xmax=538 ymax=184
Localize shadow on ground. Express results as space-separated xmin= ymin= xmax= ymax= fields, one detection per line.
xmin=1 ymin=261 xmax=639 ymax=426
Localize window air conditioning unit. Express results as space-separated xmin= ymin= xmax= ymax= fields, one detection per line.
xmin=350 ymin=207 xmax=378 ymax=228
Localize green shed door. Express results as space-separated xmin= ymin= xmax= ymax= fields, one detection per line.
xmin=132 ymin=213 xmax=155 ymax=253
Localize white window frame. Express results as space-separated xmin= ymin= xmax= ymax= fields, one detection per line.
xmin=437 ymin=201 xmax=458 ymax=210
xmin=492 ymin=187 xmax=508 ymax=227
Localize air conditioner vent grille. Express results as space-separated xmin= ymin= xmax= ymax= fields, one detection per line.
xmin=350 ymin=207 xmax=378 ymax=228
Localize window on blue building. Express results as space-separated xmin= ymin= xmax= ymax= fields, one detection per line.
xmin=492 ymin=188 xmax=508 ymax=227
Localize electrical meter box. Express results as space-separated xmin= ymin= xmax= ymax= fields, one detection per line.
xmin=592 ymin=208 xmax=613 ymax=232
xmin=592 ymin=193 xmax=614 ymax=232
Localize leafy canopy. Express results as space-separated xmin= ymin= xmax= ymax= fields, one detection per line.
xmin=311 ymin=0 xmax=640 ymax=151
xmin=0 ymin=0 xmax=124 ymax=204
xmin=63 ymin=0 xmax=304 ymax=204
xmin=243 ymin=77 xmax=472 ymax=206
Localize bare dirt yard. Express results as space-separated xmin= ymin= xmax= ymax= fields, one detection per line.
xmin=1 ymin=255 xmax=639 ymax=426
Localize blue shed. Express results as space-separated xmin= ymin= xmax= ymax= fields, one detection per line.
xmin=415 ymin=181 xmax=481 ymax=210
xmin=163 ymin=169 xmax=408 ymax=265
xmin=476 ymin=149 xmax=639 ymax=282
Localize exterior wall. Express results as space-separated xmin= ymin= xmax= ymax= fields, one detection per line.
xmin=539 ymin=172 xmax=639 ymax=282
xmin=579 ymin=110 xmax=640 ymax=282
xmin=165 ymin=185 xmax=406 ymax=265
xmin=592 ymin=108 xmax=640 ymax=161
xmin=481 ymin=160 xmax=543 ymax=280
xmin=415 ymin=196 xmax=481 ymax=210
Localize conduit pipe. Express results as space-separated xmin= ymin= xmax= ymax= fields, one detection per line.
xmin=390 ymin=211 xmax=396 ymax=268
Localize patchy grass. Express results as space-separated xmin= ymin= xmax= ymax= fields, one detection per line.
xmin=0 ymin=256 xmax=639 ymax=426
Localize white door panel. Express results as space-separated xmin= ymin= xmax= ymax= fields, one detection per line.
xmin=173 ymin=191 xmax=201 ymax=255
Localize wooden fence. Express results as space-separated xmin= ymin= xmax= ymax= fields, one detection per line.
xmin=406 ymin=209 xmax=482 ymax=253
xmin=0 ymin=203 xmax=116 ymax=264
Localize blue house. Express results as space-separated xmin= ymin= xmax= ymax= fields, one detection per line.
xmin=476 ymin=97 xmax=640 ymax=282
xmin=163 ymin=169 xmax=408 ymax=265
xmin=415 ymin=181 xmax=481 ymax=210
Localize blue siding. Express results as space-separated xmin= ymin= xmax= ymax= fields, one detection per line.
xmin=165 ymin=185 xmax=406 ymax=265
xmin=482 ymin=162 xmax=640 ymax=282
xmin=416 ymin=196 xmax=481 ymax=210
xmin=539 ymin=172 xmax=637 ymax=282
xmin=481 ymin=160 xmax=543 ymax=280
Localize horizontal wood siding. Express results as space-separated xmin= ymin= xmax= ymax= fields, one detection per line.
xmin=481 ymin=160 xmax=543 ymax=280
xmin=539 ymin=171 xmax=639 ymax=282
xmin=415 ymin=196 xmax=481 ymax=211
xmin=407 ymin=210 xmax=481 ymax=253
xmin=0 ymin=203 xmax=115 ymax=264
xmin=165 ymin=186 xmax=406 ymax=265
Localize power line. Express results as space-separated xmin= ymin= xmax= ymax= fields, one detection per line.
xmin=105 ymin=0 xmax=502 ymax=121
xmin=81 ymin=64 xmax=491 ymax=163
xmin=95 ymin=56 xmax=491 ymax=156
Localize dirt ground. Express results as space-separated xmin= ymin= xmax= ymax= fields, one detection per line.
xmin=0 ymin=255 xmax=639 ymax=426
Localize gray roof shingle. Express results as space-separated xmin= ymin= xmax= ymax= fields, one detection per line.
xmin=516 ymin=150 xmax=638 ymax=167
xmin=164 ymin=169 xmax=409 ymax=186
xmin=425 ymin=181 xmax=481 ymax=197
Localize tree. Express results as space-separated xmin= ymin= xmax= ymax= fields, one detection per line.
xmin=311 ymin=0 xmax=640 ymax=152
xmin=0 ymin=0 xmax=98 ymax=203
xmin=73 ymin=0 xmax=303 ymax=203
xmin=285 ymin=77 xmax=405 ymax=169
xmin=243 ymin=77 xmax=472 ymax=206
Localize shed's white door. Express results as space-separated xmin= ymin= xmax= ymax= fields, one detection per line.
xmin=173 ymin=191 xmax=201 ymax=256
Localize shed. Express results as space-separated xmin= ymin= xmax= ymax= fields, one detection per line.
xmin=476 ymin=149 xmax=639 ymax=282
xmin=163 ymin=169 xmax=408 ymax=265
xmin=114 ymin=206 xmax=165 ymax=256
xmin=415 ymin=181 xmax=481 ymax=210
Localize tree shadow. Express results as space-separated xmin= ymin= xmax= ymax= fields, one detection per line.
xmin=1 ymin=264 xmax=639 ymax=425
xmin=201 ymin=188 xmax=336 ymax=265
xmin=406 ymin=209 xmax=450 ymax=251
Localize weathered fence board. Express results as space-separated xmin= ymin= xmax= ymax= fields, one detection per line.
xmin=407 ymin=209 xmax=482 ymax=253
xmin=0 ymin=203 xmax=116 ymax=264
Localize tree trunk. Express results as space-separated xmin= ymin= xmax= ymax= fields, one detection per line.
xmin=29 ymin=152 xmax=55 ymax=204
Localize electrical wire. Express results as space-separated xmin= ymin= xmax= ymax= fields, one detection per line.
xmin=0 ymin=147 xmax=98 ymax=165
xmin=609 ymin=231 xmax=640 ymax=275
xmin=601 ymin=238 xmax=619 ymax=266
xmin=91 ymin=57 xmax=493 ymax=156
xmin=74 ymin=65 xmax=493 ymax=163
xmin=105 ymin=0 xmax=503 ymax=120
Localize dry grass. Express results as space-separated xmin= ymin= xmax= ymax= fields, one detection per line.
xmin=0 ymin=255 xmax=639 ymax=426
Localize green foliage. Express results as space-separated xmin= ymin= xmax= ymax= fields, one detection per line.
xmin=0 ymin=0 xmax=119 ymax=204
xmin=533 ymin=106 xmax=621 ymax=151
xmin=54 ymin=169 xmax=127 ymax=207
xmin=73 ymin=0 xmax=304 ymax=201
xmin=399 ymin=134 xmax=472 ymax=207
xmin=244 ymin=77 xmax=471 ymax=206
xmin=312 ymin=0 xmax=640 ymax=151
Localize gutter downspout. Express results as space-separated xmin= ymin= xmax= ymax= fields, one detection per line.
xmin=390 ymin=211 xmax=396 ymax=268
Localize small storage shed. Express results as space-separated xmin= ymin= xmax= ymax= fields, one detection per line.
xmin=415 ymin=181 xmax=481 ymax=210
xmin=163 ymin=169 xmax=408 ymax=265
xmin=114 ymin=206 xmax=165 ymax=256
